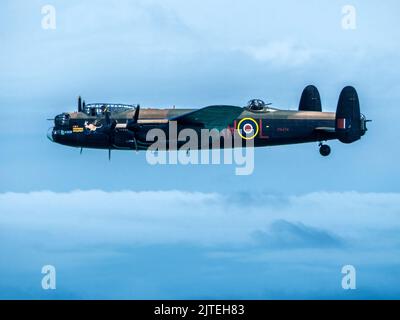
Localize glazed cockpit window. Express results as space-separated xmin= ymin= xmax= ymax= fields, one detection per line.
xmin=84 ymin=103 xmax=138 ymax=116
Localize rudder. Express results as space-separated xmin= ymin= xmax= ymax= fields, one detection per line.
xmin=335 ymin=86 xmax=362 ymax=144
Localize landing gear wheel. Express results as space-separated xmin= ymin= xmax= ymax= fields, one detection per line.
xmin=319 ymin=144 xmax=331 ymax=157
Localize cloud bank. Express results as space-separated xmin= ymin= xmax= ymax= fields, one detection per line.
xmin=1 ymin=190 xmax=400 ymax=298
xmin=2 ymin=190 xmax=400 ymax=249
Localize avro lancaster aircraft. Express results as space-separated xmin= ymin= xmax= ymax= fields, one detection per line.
xmin=47 ymin=86 xmax=369 ymax=158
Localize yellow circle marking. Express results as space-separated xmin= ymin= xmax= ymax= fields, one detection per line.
xmin=237 ymin=118 xmax=259 ymax=140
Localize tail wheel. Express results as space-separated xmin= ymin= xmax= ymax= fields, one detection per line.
xmin=319 ymin=144 xmax=331 ymax=157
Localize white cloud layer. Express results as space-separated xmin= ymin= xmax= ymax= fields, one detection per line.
xmin=239 ymin=42 xmax=315 ymax=67
xmin=1 ymin=191 xmax=400 ymax=299
xmin=1 ymin=190 xmax=400 ymax=249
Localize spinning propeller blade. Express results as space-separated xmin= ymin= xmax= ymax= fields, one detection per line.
xmin=127 ymin=105 xmax=141 ymax=152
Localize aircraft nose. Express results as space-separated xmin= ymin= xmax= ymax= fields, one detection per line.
xmin=47 ymin=127 xmax=55 ymax=142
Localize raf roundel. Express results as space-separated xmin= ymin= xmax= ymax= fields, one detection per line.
xmin=237 ymin=118 xmax=259 ymax=140
xmin=243 ymin=123 xmax=253 ymax=134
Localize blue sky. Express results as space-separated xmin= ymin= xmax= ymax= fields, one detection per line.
xmin=1 ymin=0 xmax=400 ymax=299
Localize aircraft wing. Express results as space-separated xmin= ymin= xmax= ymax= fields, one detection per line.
xmin=170 ymin=105 xmax=244 ymax=130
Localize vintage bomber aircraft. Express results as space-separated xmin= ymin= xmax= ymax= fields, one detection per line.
xmin=47 ymin=86 xmax=369 ymax=158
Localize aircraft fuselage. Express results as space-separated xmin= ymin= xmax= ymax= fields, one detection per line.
xmin=49 ymin=108 xmax=339 ymax=150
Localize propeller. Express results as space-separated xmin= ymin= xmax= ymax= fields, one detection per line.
xmin=126 ymin=105 xmax=141 ymax=152
xmin=103 ymin=107 xmax=117 ymax=160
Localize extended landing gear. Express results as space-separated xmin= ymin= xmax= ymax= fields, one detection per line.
xmin=319 ymin=143 xmax=331 ymax=157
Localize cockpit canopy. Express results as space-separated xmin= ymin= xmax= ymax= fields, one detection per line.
xmin=83 ymin=103 xmax=137 ymax=116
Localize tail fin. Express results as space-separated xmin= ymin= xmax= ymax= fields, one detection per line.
xmin=335 ymin=86 xmax=363 ymax=144
xmin=299 ymin=85 xmax=322 ymax=112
